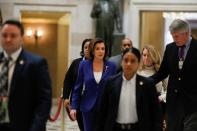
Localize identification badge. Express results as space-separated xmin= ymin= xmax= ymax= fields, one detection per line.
xmin=179 ymin=60 xmax=184 ymax=70
xmin=0 ymin=96 xmax=9 ymax=123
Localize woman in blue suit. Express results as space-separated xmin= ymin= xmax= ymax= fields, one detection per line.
xmin=70 ymin=38 xmax=116 ymax=131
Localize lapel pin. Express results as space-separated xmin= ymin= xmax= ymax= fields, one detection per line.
xmin=105 ymin=66 xmax=108 ymax=72
xmin=139 ymin=81 xmax=143 ymax=85
xmin=19 ymin=60 xmax=24 ymax=65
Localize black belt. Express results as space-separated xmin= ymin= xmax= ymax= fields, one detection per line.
xmin=116 ymin=122 xmax=138 ymax=130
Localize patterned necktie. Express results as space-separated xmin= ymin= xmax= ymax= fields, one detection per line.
xmin=178 ymin=45 xmax=185 ymax=61
xmin=0 ymin=56 xmax=11 ymax=123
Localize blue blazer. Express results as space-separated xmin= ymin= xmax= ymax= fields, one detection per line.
xmin=71 ymin=60 xmax=116 ymax=112
xmin=0 ymin=50 xmax=52 ymax=131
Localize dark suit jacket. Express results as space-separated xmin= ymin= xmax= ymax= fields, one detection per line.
xmin=71 ymin=60 xmax=116 ymax=112
xmin=63 ymin=58 xmax=82 ymax=99
xmin=108 ymin=54 xmax=122 ymax=73
xmin=0 ymin=50 xmax=52 ymax=131
xmin=152 ymin=38 xmax=197 ymax=130
xmin=96 ymin=73 xmax=162 ymax=131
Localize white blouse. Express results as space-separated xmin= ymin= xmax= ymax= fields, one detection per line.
xmin=116 ymin=74 xmax=138 ymax=124
xmin=93 ymin=72 xmax=102 ymax=84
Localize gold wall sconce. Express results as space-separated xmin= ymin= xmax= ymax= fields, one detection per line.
xmin=26 ymin=28 xmax=43 ymax=44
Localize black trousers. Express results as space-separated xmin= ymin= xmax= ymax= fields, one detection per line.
xmin=167 ymin=110 xmax=197 ymax=131
xmin=161 ymin=101 xmax=166 ymax=118
xmin=114 ymin=128 xmax=138 ymax=131
xmin=113 ymin=123 xmax=139 ymax=131
xmin=0 ymin=123 xmax=11 ymax=131
xmin=76 ymin=109 xmax=84 ymax=131
xmin=183 ymin=112 xmax=197 ymax=131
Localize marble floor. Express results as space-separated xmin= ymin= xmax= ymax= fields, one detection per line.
xmin=47 ymin=99 xmax=80 ymax=131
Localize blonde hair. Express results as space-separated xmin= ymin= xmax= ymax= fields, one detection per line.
xmin=139 ymin=45 xmax=161 ymax=71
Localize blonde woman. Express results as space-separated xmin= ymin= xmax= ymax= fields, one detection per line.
xmin=138 ymin=45 xmax=167 ymax=102
xmin=138 ymin=45 xmax=167 ymax=130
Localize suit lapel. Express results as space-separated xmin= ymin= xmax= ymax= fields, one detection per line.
xmin=113 ymin=74 xmax=123 ymax=114
xmin=171 ymin=44 xmax=179 ymax=71
xmin=9 ymin=50 xmax=26 ymax=97
xmin=89 ymin=60 xmax=98 ymax=84
xmin=98 ymin=61 xmax=110 ymax=85
xmin=136 ymin=75 xmax=143 ymax=116
xmin=181 ymin=38 xmax=194 ymax=73
xmin=100 ymin=61 xmax=108 ymax=82
xmin=114 ymin=74 xmax=123 ymax=101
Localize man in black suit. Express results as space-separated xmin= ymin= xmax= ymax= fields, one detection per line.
xmin=0 ymin=19 xmax=52 ymax=131
xmin=96 ymin=48 xmax=162 ymax=131
xmin=109 ymin=38 xmax=133 ymax=73
xmin=152 ymin=19 xmax=197 ymax=131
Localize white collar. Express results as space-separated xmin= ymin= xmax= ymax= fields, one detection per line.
xmin=122 ymin=73 xmax=136 ymax=82
xmin=3 ymin=47 xmax=22 ymax=61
